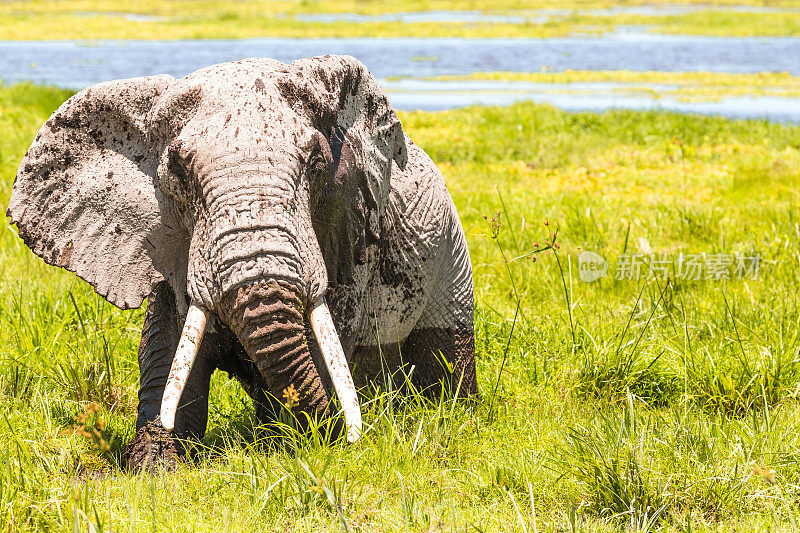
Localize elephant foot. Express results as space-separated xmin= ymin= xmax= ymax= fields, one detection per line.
xmin=124 ymin=418 xmax=183 ymax=473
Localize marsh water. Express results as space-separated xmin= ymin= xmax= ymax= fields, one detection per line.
xmin=383 ymin=79 xmax=800 ymax=121
xmin=3 ymin=34 xmax=800 ymax=119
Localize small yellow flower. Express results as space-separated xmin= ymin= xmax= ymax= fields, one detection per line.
xmin=283 ymin=384 xmax=300 ymax=409
xmin=753 ymin=466 xmax=777 ymax=486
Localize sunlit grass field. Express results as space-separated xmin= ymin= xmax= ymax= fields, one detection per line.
xmin=1 ymin=83 xmax=800 ymax=531
xmin=2 ymin=0 xmax=800 ymax=39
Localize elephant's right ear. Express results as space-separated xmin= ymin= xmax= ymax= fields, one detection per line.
xmin=6 ymin=75 xmax=188 ymax=310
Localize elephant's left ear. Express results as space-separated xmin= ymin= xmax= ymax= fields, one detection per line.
xmin=6 ymin=75 xmax=188 ymax=310
xmin=283 ymin=55 xmax=408 ymax=195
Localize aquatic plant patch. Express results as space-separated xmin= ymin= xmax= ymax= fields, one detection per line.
xmin=3 ymin=0 xmax=800 ymax=39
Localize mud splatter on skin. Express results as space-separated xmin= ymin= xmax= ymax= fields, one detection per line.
xmin=124 ymin=419 xmax=182 ymax=472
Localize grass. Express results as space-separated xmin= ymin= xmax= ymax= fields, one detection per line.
xmin=2 ymin=82 xmax=800 ymax=530
xmin=2 ymin=0 xmax=800 ymax=39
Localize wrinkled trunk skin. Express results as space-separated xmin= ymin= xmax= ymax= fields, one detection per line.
xmin=220 ymin=279 xmax=341 ymax=437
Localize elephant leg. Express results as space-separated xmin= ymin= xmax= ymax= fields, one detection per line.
xmin=401 ymin=325 xmax=477 ymax=399
xmin=401 ymin=280 xmax=478 ymax=399
xmin=350 ymin=342 xmax=403 ymax=392
xmin=124 ymin=281 xmax=221 ymax=471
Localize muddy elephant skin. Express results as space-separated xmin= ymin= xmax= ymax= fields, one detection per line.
xmin=6 ymin=55 xmax=477 ymax=470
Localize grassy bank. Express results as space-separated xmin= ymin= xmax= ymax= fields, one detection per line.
xmin=1 ymin=83 xmax=800 ymax=531
xmin=2 ymin=0 xmax=800 ymax=39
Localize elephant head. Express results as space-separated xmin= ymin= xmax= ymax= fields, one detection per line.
xmin=7 ymin=55 xmax=408 ymax=442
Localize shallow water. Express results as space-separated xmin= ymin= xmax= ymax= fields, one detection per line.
xmin=383 ymin=79 xmax=800 ymax=121
xmin=4 ymin=34 xmax=800 ymax=89
xmin=3 ymin=35 xmax=800 ymax=119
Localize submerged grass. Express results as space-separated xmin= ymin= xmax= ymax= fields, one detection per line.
xmin=2 ymin=83 xmax=800 ymax=530
xmin=2 ymin=0 xmax=800 ymax=39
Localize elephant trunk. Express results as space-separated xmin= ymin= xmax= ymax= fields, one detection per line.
xmin=160 ymin=280 xmax=342 ymax=435
xmin=221 ymin=280 xmax=327 ymax=416
xmin=220 ymin=279 xmax=361 ymax=438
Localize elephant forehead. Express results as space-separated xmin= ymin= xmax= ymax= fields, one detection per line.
xmin=180 ymin=58 xmax=291 ymax=86
xmin=150 ymin=82 xmax=306 ymax=150
xmin=174 ymin=66 xmax=303 ymax=118
xmin=184 ymin=101 xmax=305 ymax=141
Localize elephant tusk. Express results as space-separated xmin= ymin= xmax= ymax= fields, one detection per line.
xmin=308 ymin=299 xmax=362 ymax=443
xmin=160 ymin=304 xmax=209 ymax=432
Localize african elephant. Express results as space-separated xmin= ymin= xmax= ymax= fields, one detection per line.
xmin=7 ymin=55 xmax=477 ymax=470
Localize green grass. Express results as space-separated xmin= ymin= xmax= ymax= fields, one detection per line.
xmin=2 ymin=83 xmax=800 ymax=530
xmin=2 ymin=0 xmax=800 ymax=39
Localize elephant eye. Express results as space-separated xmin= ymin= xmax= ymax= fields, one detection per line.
xmin=307 ymin=148 xmax=332 ymax=178
xmin=167 ymin=147 xmax=190 ymax=180
xmin=158 ymin=140 xmax=195 ymax=206
xmin=306 ymin=147 xmax=333 ymax=212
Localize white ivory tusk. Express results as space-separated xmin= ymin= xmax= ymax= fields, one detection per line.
xmin=308 ymin=299 xmax=362 ymax=443
xmin=160 ymin=304 xmax=209 ymax=432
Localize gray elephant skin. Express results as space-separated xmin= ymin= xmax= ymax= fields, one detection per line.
xmin=6 ymin=55 xmax=477 ymax=470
